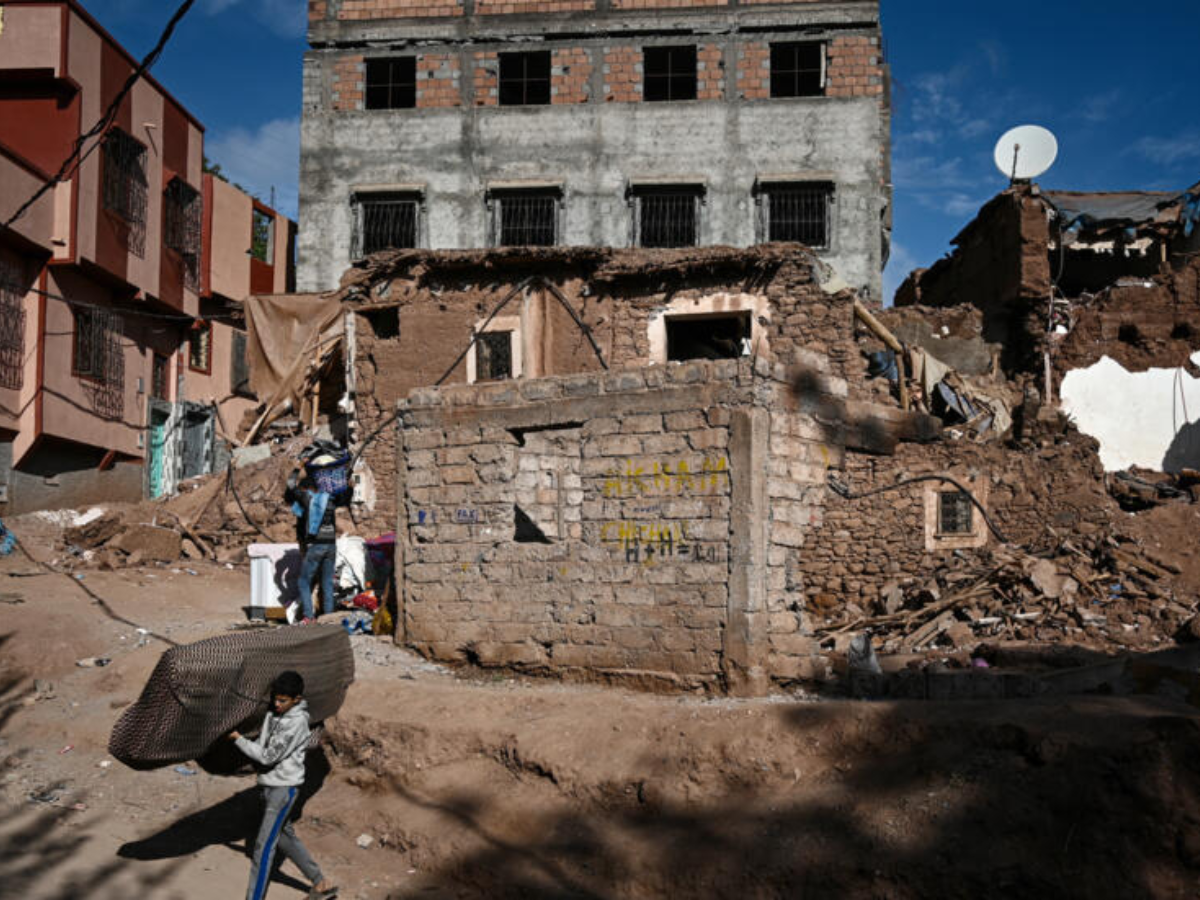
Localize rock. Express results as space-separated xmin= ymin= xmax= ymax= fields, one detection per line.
xmin=233 ymin=444 xmax=272 ymax=469
xmin=181 ymin=539 xmax=202 ymax=560
xmin=1028 ymin=558 xmax=1067 ymax=599
xmin=63 ymin=512 xmax=123 ymax=550
xmin=880 ymin=581 xmax=904 ymax=615
xmin=111 ymin=525 xmax=182 ymax=564
xmin=356 ymin=833 xmax=375 ymax=849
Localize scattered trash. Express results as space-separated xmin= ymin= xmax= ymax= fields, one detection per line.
xmin=356 ymin=833 xmax=375 ymax=849
xmin=98 ymin=760 xmax=112 ymax=769
xmin=71 ymin=802 xmax=87 ymax=812
xmin=76 ymin=657 xmax=111 ymax=668
xmin=59 ymin=745 xmax=73 ymax=754
xmin=28 ymin=789 xmax=62 ymax=805
xmin=173 ymin=765 xmax=197 ymax=776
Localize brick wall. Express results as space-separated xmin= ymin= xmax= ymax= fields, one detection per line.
xmin=825 ymin=36 xmax=884 ymax=98
xmin=696 ymin=44 xmax=724 ymax=101
xmin=332 ymin=55 xmax=365 ymax=111
xmin=473 ymin=51 xmax=499 ymax=107
xmin=735 ymin=41 xmax=770 ymax=100
xmin=337 ymin=0 xmax=464 ymax=19
xmin=552 ymin=48 xmax=592 ymax=104
xmin=602 ymin=46 xmax=642 ymax=103
xmin=612 ymin=0 xmax=725 ymax=8
xmin=477 ymin=0 xmax=594 ymax=12
xmin=416 ymin=53 xmax=463 ymax=108
xmin=393 ymin=357 xmax=846 ymax=691
xmin=309 ymin=0 xmax=327 ymax=22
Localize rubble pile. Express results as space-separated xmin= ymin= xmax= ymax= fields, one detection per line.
xmin=814 ymin=530 xmax=1195 ymax=656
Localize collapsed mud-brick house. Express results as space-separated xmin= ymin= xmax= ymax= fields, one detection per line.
xmin=894 ymin=180 xmax=1200 ymax=475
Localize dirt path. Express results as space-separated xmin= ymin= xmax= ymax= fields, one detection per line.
xmin=3 ymin=513 xmax=1200 ymax=899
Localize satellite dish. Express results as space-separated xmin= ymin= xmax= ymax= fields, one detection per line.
xmin=993 ymin=125 xmax=1058 ymax=182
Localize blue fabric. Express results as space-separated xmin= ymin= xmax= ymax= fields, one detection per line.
xmin=249 ymin=786 xmax=297 ymax=900
xmin=297 ymin=543 xmax=337 ymax=619
xmin=291 ymin=490 xmax=331 ymax=538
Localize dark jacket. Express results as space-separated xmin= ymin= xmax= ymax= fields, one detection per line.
xmin=286 ymin=483 xmax=337 ymax=545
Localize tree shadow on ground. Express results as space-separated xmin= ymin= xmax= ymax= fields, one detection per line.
xmin=374 ymin=696 xmax=1200 ymax=900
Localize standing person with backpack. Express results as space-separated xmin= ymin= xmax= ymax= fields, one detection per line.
xmin=286 ymin=460 xmax=339 ymax=624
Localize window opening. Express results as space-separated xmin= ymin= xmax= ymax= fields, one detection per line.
xmin=760 ymin=182 xmax=834 ymax=248
xmin=475 ymin=330 xmax=513 ymax=381
xmin=938 ymin=491 xmax=974 ymax=536
xmin=770 ymin=42 xmax=825 ymax=98
xmin=251 ymin=209 xmax=274 ymax=263
xmin=188 ymin=321 xmax=212 ymax=373
xmin=151 ymin=353 xmax=171 ymax=401
xmin=491 ymin=190 xmax=559 ymax=247
xmin=230 ymin=329 xmax=253 ymax=397
xmin=499 ymin=51 xmax=551 ymax=106
xmin=0 ymin=258 xmax=26 ymax=390
xmin=354 ymin=193 xmax=419 ymax=258
xmin=514 ymin=504 xmax=552 ymax=543
xmin=364 ymin=306 xmax=400 ymax=339
xmin=365 ymin=56 xmax=417 ymax=110
xmin=643 ymin=45 xmax=697 ymax=102
xmin=632 ymin=185 xmax=702 ymax=248
xmin=165 ymin=178 xmax=202 ymax=292
xmin=102 ymin=128 xmax=148 ymax=257
xmin=666 ymin=313 xmax=750 ymax=362
xmin=73 ymin=307 xmax=124 ymax=420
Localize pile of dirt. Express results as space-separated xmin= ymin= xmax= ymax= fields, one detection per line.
xmin=812 ymin=531 xmax=1196 ymax=658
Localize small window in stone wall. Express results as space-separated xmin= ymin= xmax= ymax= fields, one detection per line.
xmin=666 ymin=313 xmax=750 ymax=361
xmin=475 ymin=331 xmax=513 ymax=381
xmin=366 ymin=57 xmax=417 ymax=110
xmin=938 ymin=491 xmax=973 ymax=536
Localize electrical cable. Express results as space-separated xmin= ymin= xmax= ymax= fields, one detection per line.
xmin=826 ymin=473 xmax=1011 ymax=544
xmin=3 ymin=0 xmax=199 ymax=230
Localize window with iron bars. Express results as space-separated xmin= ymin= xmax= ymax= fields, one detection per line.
xmin=188 ymin=321 xmax=212 ymax=373
xmin=251 ymin=209 xmax=275 ymax=263
xmin=165 ymin=178 xmax=202 ymax=292
xmin=366 ymin=56 xmax=417 ymax=110
xmin=938 ymin=491 xmax=974 ymax=536
xmin=643 ymin=45 xmax=697 ymax=102
xmin=489 ymin=189 xmax=560 ymax=247
xmin=757 ymin=182 xmax=834 ymax=249
xmin=102 ymin=128 xmax=148 ymax=257
xmin=499 ymin=51 xmax=551 ymax=106
xmin=770 ymin=42 xmax=825 ymax=98
xmin=631 ymin=185 xmax=704 ymax=248
xmin=0 ymin=257 xmax=27 ymax=391
xmin=151 ymin=353 xmax=171 ymax=401
xmin=230 ymin=329 xmax=254 ymax=397
xmin=353 ymin=193 xmax=421 ymax=258
xmin=475 ymin=331 xmax=513 ymax=382
xmin=72 ymin=306 xmax=125 ymax=420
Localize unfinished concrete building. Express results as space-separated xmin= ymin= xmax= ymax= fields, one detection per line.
xmin=299 ymin=0 xmax=892 ymax=299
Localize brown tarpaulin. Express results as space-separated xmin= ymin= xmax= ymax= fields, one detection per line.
xmin=244 ymin=293 xmax=344 ymax=425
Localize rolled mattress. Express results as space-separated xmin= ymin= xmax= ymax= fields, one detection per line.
xmin=109 ymin=625 xmax=355 ymax=770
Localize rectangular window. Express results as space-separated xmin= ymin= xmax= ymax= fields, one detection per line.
xmin=102 ymin=128 xmax=148 ymax=257
xmin=475 ymin=331 xmax=513 ymax=382
xmin=666 ymin=313 xmax=750 ymax=362
xmin=631 ymin=185 xmax=703 ymax=248
xmin=353 ymin=193 xmax=420 ymax=258
xmin=490 ymin=189 xmax=559 ymax=247
xmin=499 ymin=51 xmax=551 ymax=106
xmin=365 ymin=56 xmax=417 ymax=110
xmin=770 ymin=41 xmax=825 ymax=98
xmin=72 ymin=307 xmax=124 ymax=419
xmin=251 ymin=209 xmax=274 ymax=263
xmin=188 ymin=321 xmax=212 ymax=373
xmin=151 ymin=353 xmax=171 ymax=401
xmin=643 ymin=46 xmax=697 ymax=102
xmin=759 ymin=182 xmax=834 ymax=249
xmin=164 ymin=178 xmax=202 ymax=292
xmin=0 ymin=256 xmax=26 ymax=391
xmin=230 ymin=329 xmax=253 ymax=397
xmin=938 ymin=491 xmax=974 ymax=536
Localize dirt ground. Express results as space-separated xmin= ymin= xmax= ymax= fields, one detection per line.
xmin=4 ymin=511 xmax=1200 ymax=899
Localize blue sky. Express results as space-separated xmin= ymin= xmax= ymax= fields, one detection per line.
xmin=83 ymin=0 xmax=1200 ymax=301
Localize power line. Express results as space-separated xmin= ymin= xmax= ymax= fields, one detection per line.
xmin=2 ymin=0 xmax=198 ymax=231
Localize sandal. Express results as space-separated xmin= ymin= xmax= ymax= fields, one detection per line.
xmin=307 ymin=887 xmax=338 ymax=900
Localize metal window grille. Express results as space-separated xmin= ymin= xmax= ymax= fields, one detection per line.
xmin=476 ymin=331 xmax=513 ymax=381
xmin=354 ymin=195 xmax=419 ymax=258
xmin=165 ymin=178 xmax=202 ymax=292
xmin=230 ymin=329 xmax=253 ymax=397
xmin=251 ymin=209 xmax=274 ymax=263
xmin=770 ymin=42 xmax=825 ymax=98
xmin=643 ymin=46 xmax=697 ymax=102
xmin=634 ymin=188 xmax=701 ymax=248
xmin=499 ymin=51 xmax=551 ymax=106
xmin=151 ymin=353 xmax=170 ymax=401
xmin=102 ymin=128 xmax=148 ymax=257
xmin=0 ymin=258 xmax=26 ymax=391
xmin=763 ymin=183 xmax=833 ymax=248
xmin=493 ymin=191 xmax=558 ymax=247
xmin=365 ymin=57 xmax=417 ymax=110
xmin=73 ymin=307 xmax=124 ymax=420
xmin=938 ymin=491 xmax=974 ymax=535
xmin=188 ymin=322 xmax=211 ymax=371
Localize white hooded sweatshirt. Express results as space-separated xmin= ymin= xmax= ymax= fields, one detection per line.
xmin=234 ymin=699 xmax=311 ymax=787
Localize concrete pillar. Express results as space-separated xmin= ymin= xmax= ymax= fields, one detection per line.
xmin=724 ymin=406 xmax=769 ymax=696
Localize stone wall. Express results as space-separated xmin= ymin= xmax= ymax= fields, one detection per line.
xmin=392 ymin=356 xmax=850 ymax=692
